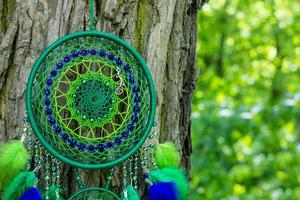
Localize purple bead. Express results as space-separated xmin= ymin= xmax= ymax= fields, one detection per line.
xmin=99 ymin=50 xmax=106 ymax=57
xmin=90 ymin=49 xmax=96 ymax=55
xmin=56 ymin=62 xmax=63 ymax=69
xmin=47 ymin=78 xmax=53 ymax=86
xmin=64 ymin=55 xmax=70 ymax=63
xmin=50 ymin=69 xmax=57 ymax=76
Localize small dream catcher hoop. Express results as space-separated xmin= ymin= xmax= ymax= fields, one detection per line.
xmin=0 ymin=1 xmax=190 ymax=200
xmin=26 ymin=30 xmax=156 ymax=169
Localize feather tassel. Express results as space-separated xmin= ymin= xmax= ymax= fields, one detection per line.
xmin=2 ymin=171 xmax=36 ymax=200
xmin=148 ymin=182 xmax=180 ymax=200
xmin=20 ymin=187 xmax=42 ymax=200
xmin=149 ymin=167 xmax=189 ymax=200
xmin=0 ymin=140 xmax=30 ymax=193
xmin=153 ymin=142 xmax=180 ymax=169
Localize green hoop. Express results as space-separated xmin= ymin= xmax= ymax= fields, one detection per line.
xmin=26 ymin=31 xmax=156 ymax=169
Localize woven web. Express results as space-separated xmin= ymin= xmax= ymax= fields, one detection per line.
xmin=69 ymin=189 xmax=119 ymax=200
xmin=29 ymin=35 xmax=151 ymax=166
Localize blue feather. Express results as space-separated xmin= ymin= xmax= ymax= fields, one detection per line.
xmin=148 ymin=182 xmax=180 ymax=200
xmin=20 ymin=187 xmax=42 ymax=200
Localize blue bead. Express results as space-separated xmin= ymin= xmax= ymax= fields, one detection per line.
xmin=134 ymin=95 xmax=139 ymax=102
xmin=71 ymin=51 xmax=79 ymax=58
xmin=62 ymin=134 xmax=68 ymax=140
xmin=45 ymin=108 xmax=52 ymax=115
xmin=87 ymin=49 xmax=91 ymax=54
xmin=129 ymin=76 xmax=135 ymax=84
xmin=78 ymin=144 xmax=85 ymax=150
xmin=114 ymin=137 xmax=121 ymax=144
xmin=131 ymin=115 xmax=138 ymax=122
xmin=143 ymin=173 xmax=149 ymax=179
xmin=97 ymin=144 xmax=105 ymax=152
xmin=108 ymin=54 xmax=115 ymax=61
xmin=44 ymin=88 xmax=50 ymax=95
xmin=81 ymin=49 xmax=87 ymax=55
xmin=90 ymin=49 xmax=96 ymax=55
xmin=107 ymin=142 xmax=113 ymax=148
xmin=121 ymin=130 xmax=129 ymax=138
xmin=134 ymin=105 xmax=140 ymax=112
xmin=55 ymin=127 xmax=61 ymax=133
xmin=47 ymin=78 xmax=53 ymax=86
xmin=48 ymin=116 xmax=55 ymax=125
xmin=123 ymin=65 xmax=130 ymax=71
xmin=64 ymin=55 xmax=70 ymax=62
xmin=50 ymin=69 xmax=57 ymax=76
xmin=56 ymin=62 xmax=63 ymax=69
xmin=44 ymin=98 xmax=50 ymax=106
xmin=116 ymin=58 xmax=122 ymax=66
xmin=128 ymin=124 xmax=133 ymax=131
xmin=99 ymin=50 xmax=106 ymax=57
xmin=133 ymin=86 xmax=139 ymax=93
xmin=88 ymin=145 xmax=95 ymax=151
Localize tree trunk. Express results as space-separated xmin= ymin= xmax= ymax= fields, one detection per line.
xmin=0 ymin=0 xmax=204 ymax=198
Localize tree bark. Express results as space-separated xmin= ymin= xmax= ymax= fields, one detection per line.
xmin=0 ymin=0 xmax=204 ymax=198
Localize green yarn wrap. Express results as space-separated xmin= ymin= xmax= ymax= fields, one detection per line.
xmin=121 ymin=185 xmax=140 ymax=200
xmin=0 ymin=140 xmax=30 ymax=193
xmin=2 ymin=171 xmax=36 ymax=200
xmin=149 ymin=167 xmax=189 ymax=200
xmin=153 ymin=142 xmax=180 ymax=169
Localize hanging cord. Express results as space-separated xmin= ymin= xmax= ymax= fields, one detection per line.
xmin=89 ymin=0 xmax=95 ymax=30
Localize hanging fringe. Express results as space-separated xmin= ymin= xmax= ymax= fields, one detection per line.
xmin=149 ymin=167 xmax=189 ymax=200
xmin=20 ymin=187 xmax=42 ymax=200
xmin=2 ymin=171 xmax=36 ymax=200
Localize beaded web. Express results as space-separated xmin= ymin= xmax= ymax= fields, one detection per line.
xmin=26 ymin=32 xmax=155 ymax=169
xmin=69 ymin=188 xmax=120 ymax=200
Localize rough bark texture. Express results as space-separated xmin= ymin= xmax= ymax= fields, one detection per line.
xmin=0 ymin=0 xmax=205 ymax=198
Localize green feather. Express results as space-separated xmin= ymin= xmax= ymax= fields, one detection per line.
xmin=153 ymin=142 xmax=180 ymax=169
xmin=48 ymin=184 xmax=64 ymax=200
xmin=0 ymin=140 xmax=30 ymax=193
xmin=2 ymin=171 xmax=36 ymax=200
xmin=121 ymin=185 xmax=140 ymax=200
xmin=149 ymin=167 xmax=189 ymax=200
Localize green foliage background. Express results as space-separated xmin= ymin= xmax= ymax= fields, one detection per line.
xmin=191 ymin=0 xmax=300 ymax=199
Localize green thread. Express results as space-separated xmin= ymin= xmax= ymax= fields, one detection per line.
xmin=89 ymin=0 xmax=95 ymax=30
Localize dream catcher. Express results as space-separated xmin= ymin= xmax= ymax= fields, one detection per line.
xmin=0 ymin=1 xmax=189 ymax=199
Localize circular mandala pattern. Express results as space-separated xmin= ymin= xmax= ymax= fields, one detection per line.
xmin=68 ymin=187 xmax=120 ymax=200
xmin=26 ymin=31 xmax=156 ymax=169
